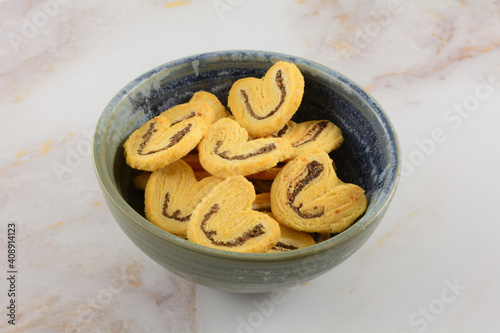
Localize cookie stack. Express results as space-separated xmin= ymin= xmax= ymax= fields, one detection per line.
xmin=123 ymin=61 xmax=367 ymax=253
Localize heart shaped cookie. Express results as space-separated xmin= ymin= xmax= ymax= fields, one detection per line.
xmin=270 ymin=151 xmax=367 ymax=233
xmin=227 ymin=61 xmax=304 ymax=137
xmin=159 ymin=101 xmax=215 ymax=126
xmin=268 ymin=224 xmax=316 ymax=253
xmin=187 ymin=176 xmax=281 ymax=253
xmin=189 ymin=91 xmax=230 ymax=122
xmin=272 ymin=120 xmax=344 ymax=160
xmin=251 ymin=193 xmax=316 ymax=252
xmin=144 ymin=160 xmax=223 ymax=238
xmin=198 ymin=118 xmax=292 ymax=178
xmin=123 ymin=101 xmax=214 ymax=171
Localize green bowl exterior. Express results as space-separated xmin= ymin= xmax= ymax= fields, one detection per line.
xmin=94 ymin=50 xmax=400 ymax=293
xmin=98 ymin=180 xmax=389 ymax=293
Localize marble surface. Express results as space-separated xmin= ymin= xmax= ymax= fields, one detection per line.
xmin=1 ymin=0 xmax=499 ymax=332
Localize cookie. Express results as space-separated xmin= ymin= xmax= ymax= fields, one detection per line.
xmin=123 ymin=102 xmax=214 ymax=171
xmin=144 ymin=160 xmax=223 ymax=238
xmin=159 ymin=101 xmax=214 ymax=126
xmin=252 ymin=193 xmax=316 ymax=252
xmin=186 ymin=176 xmax=281 ymax=253
xmin=272 ymin=120 xmax=343 ymax=159
xmin=268 ymin=224 xmax=316 ymax=253
xmin=251 ymin=192 xmax=273 ymax=215
xmin=189 ymin=91 xmax=230 ymax=122
xmin=227 ymin=61 xmax=304 ymax=137
xmin=198 ymin=118 xmax=292 ymax=178
xmin=270 ymin=151 xmax=367 ymax=233
xmin=133 ymin=171 xmax=151 ymax=191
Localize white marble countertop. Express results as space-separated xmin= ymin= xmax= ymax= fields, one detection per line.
xmin=1 ymin=0 xmax=499 ymax=332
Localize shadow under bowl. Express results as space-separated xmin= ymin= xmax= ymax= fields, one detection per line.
xmin=94 ymin=50 xmax=400 ymax=293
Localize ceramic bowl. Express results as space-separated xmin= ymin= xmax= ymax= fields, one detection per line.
xmin=93 ymin=50 xmax=400 ymax=293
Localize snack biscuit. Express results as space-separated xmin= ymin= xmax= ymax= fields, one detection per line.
xmin=144 ymin=160 xmax=223 ymax=238
xmin=187 ymin=176 xmax=281 ymax=253
xmin=123 ymin=102 xmax=214 ymax=171
xmin=198 ymin=118 xmax=292 ymax=178
xmin=270 ymin=151 xmax=367 ymax=233
xmin=268 ymin=224 xmax=316 ymax=253
xmin=227 ymin=61 xmax=304 ymax=137
xmin=159 ymin=101 xmax=214 ymax=126
xmin=272 ymin=120 xmax=343 ymax=159
xmin=252 ymin=193 xmax=316 ymax=252
xmin=189 ymin=91 xmax=230 ymax=122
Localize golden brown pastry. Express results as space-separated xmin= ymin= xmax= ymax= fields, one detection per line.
xmin=189 ymin=91 xmax=230 ymax=122
xmin=198 ymin=118 xmax=292 ymax=178
xmin=144 ymin=160 xmax=223 ymax=238
xmin=186 ymin=176 xmax=281 ymax=253
xmin=159 ymin=101 xmax=213 ymax=126
xmin=252 ymin=193 xmax=316 ymax=252
xmin=227 ymin=61 xmax=304 ymax=137
xmin=268 ymin=224 xmax=316 ymax=253
xmin=272 ymin=120 xmax=344 ymax=159
xmin=270 ymin=151 xmax=367 ymax=233
xmin=123 ymin=102 xmax=214 ymax=171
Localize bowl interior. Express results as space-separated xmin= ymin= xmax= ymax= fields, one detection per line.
xmin=95 ymin=50 xmax=399 ymax=260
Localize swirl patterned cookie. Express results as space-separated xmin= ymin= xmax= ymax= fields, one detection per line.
xmin=227 ymin=61 xmax=304 ymax=137
xmin=272 ymin=120 xmax=344 ymax=159
xmin=144 ymin=160 xmax=223 ymax=238
xmin=270 ymin=151 xmax=367 ymax=234
xmin=189 ymin=91 xmax=230 ymax=122
xmin=198 ymin=118 xmax=292 ymax=178
xmin=187 ymin=176 xmax=281 ymax=253
xmin=251 ymin=193 xmax=316 ymax=252
xmin=268 ymin=224 xmax=316 ymax=253
xmin=123 ymin=101 xmax=214 ymax=171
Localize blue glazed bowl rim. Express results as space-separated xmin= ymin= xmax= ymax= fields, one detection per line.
xmin=94 ymin=49 xmax=401 ymax=262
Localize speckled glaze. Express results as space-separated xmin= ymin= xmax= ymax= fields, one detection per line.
xmin=94 ymin=50 xmax=400 ymax=293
